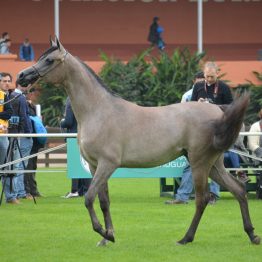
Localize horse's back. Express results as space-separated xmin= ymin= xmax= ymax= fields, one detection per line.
xmin=109 ymin=100 xmax=223 ymax=167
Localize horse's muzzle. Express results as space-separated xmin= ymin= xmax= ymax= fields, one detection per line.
xmin=17 ymin=68 xmax=40 ymax=87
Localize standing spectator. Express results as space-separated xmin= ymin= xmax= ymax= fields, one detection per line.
xmin=19 ymin=38 xmax=34 ymax=61
xmin=24 ymin=89 xmax=42 ymax=197
xmin=165 ymin=72 xmax=205 ymax=205
xmin=181 ymin=71 xmax=205 ymax=103
xmin=248 ymin=108 xmax=262 ymax=159
xmin=0 ymin=32 xmax=10 ymax=54
xmin=61 ymin=97 xmax=92 ymax=198
xmin=0 ymin=73 xmax=24 ymax=204
xmin=0 ymin=73 xmax=13 ymax=203
xmin=191 ymin=61 xmax=233 ymax=204
xmin=166 ymin=63 xmax=233 ymax=205
xmin=0 ymin=39 xmax=11 ymax=54
xmin=4 ymin=77 xmax=33 ymax=203
xmin=147 ymin=16 xmax=165 ymax=50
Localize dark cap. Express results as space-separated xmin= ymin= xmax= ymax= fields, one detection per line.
xmin=153 ymin=16 xmax=159 ymax=22
xmin=194 ymin=71 xmax=204 ymax=79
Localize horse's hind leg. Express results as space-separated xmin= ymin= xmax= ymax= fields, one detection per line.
xmin=177 ymin=167 xmax=210 ymax=244
xmin=96 ymin=183 xmax=114 ymax=246
xmin=84 ymin=160 xmax=116 ymax=243
xmin=210 ymin=157 xmax=260 ymax=245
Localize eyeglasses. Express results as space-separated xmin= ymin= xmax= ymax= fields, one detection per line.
xmin=1 ymin=80 xmax=11 ymax=83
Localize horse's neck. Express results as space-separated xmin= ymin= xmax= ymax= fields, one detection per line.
xmin=63 ymin=56 xmax=114 ymax=122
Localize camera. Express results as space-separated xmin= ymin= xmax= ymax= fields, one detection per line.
xmin=8 ymin=116 xmax=20 ymax=133
xmin=205 ymin=98 xmax=214 ymax=104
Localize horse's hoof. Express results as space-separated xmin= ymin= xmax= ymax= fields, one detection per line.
xmin=176 ymin=237 xmax=193 ymax=245
xmin=176 ymin=239 xmax=188 ymax=245
xmin=105 ymin=233 xmax=115 ymax=242
xmin=96 ymin=238 xmax=109 ymax=247
xmin=251 ymin=235 xmax=261 ymax=245
xmin=104 ymin=229 xmax=115 ymax=242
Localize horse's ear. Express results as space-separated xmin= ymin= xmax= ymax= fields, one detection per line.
xmin=49 ymin=36 xmax=56 ymax=47
xmin=55 ymin=36 xmax=61 ymax=50
xmin=55 ymin=36 xmax=66 ymax=54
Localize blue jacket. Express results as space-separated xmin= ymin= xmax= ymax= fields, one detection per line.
xmin=19 ymin=43 xmax=34 ymax=61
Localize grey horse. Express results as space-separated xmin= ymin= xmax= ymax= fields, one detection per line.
xmin=17 ymin=38 xmax=260 ymax=246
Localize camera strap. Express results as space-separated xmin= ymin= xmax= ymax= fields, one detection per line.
xmin=204 ymin=81 xmax=219 ymax=100
xmin=1 ymin=93 xmax=22 ymax=106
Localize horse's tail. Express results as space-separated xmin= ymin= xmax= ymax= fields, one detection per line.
xmin=213 ymin=93 xmax=249 ymax=151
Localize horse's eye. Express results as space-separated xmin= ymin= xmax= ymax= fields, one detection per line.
xmin=46 ymin=58 xmax=54 ymax=64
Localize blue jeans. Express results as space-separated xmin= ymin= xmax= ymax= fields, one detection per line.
xmin=224 ymin=151 xmax=240 ymax=168
xmin=3 ymin=138 xmax=33 ymax=201
xmin=175 ymin=165 xmax=193 ymax=202
xmin=16 ymin=138 xmax=33 ymax=198
xmin=209 ymin=180 xmax=220 ymax=198
xmin=0 ymin=137 xmax=8 ymax=165
xmin=0 ymin=137 xmax=10 ymax=199
xmin=175 ymin=165 xmax=220 ymax=202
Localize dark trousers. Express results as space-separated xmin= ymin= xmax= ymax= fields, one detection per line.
xmin=71 ymin=178 xmax=92 ymax=196
xmin=24 ymin=145 xmax=40 ymax=196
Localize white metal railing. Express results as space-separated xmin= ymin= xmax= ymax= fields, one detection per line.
xmin=0 ymin=132 xmax=261 ymax=174
xmin=0 ymin=132 xmax=261 ymax=138
xmin=0 ymin=133 xmax=77 ymax=138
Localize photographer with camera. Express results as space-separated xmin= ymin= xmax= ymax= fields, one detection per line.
xmin=191 ymin=61 xmax=233 ymax=204
xmin=0 ymin=72 xmax=33 ymax=204
xmin=0 ymin=73 xmax=13 ymax=203
xmin=8 ymin=80 xmax=34 ymax=202
xmin=191 ymin=62 xmax=233 ymax=105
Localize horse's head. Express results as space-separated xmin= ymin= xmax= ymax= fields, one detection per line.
xmin=17 ymin=37 xmax=67 ymax=87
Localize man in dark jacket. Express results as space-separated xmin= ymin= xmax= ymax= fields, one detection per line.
xmin=191 ymin=61 xmax=233 ymax=204
xmin=0 ymin=73 xmax=13 ymax=202
xmin=6 ymin=80 xmax=33 ymax=202
xmin=61 ymin=97 xmax=91 ymax=198
xmin=24 ymin=91 xmax=42 ymax=197
xmin=147 ymin=17 xmax=160 ymax=47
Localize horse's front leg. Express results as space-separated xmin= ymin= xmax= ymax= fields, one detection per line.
xmin=84 ymin=160 xmax=117 ymax=243
xmin=210 ymin=157 xmax=261 ymax=245
xmin=96 ymin=183 xmax=114 ymax=246
xmin=177 ymin=167 xmax=210 ymax=245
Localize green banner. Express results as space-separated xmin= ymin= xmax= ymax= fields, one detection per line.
xmin=67 ymin=138 xmax=188 ymax=178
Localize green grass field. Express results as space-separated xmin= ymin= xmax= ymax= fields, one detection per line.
xmin=0 ymin=169 xmax=262 ymax=262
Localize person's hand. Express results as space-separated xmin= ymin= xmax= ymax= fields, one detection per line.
xmin=254 ymin=147 xmax=262 ymax=158
xmin=198 ymin=98 xmax=206 ymax=103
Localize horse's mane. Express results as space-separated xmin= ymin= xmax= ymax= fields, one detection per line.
xmin=38 ymin=46 xmax=59 ymax=60
xmin=75 ymin=57 xmax=119 ymax=97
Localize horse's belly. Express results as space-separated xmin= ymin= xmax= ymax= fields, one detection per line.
xmin=121 ymin=142 xmax=183 ymax=168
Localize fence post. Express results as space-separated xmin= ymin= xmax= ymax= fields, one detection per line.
xmin=46 ymin=153 xmax=50 ymax=168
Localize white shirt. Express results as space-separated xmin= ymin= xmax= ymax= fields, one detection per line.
xmin=181 ymin=89 xmax=193 ymax=103
xmin=248 ymin=121 xmax=261 ymax=152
